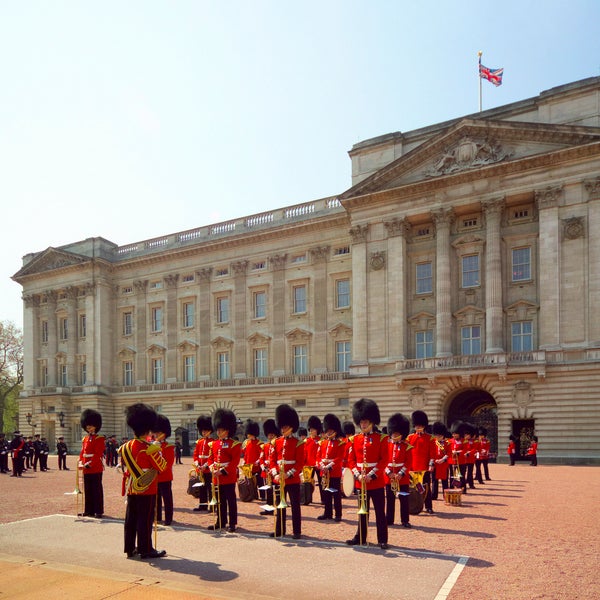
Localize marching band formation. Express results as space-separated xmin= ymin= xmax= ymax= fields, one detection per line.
xmin=1 ymin=397 xmax=497 ymax=559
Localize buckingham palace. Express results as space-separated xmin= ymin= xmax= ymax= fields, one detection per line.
xmin=13 ymin=76 xmax=600 ymax=464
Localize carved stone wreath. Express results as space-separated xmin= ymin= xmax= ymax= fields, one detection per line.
xmin=563 ymin=217 xmax=585 ymax=240
xmin=370 ymin=251 xmax=386 ymax=271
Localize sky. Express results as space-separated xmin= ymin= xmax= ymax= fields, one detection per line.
xmin=2 ymin=0 xmax=600 ymax=329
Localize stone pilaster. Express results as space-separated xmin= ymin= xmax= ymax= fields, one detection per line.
xmin=164 ymin=274 xmax=179 ymax=381
xmin=431 ymin=208 xmax=455 ymax=357
xmin=482 ymin=198 xmax=505 ymax=352
xmin=22 ymin=294 xmax=39 ymax=389
xmin=310 ymin=246 xmax=330 ymax=372
xmin=585 ymin=178 xmax=600 ymax=342
xmin=268 ymin=254 xmax=287 ymax=376
xmin=65 ymin=286 xmax=78 ymax=385
xmin=349 ymin=225 xmax=369 ymax=373
xmin=83 ymin=283 xmax=96 ymax=385
xmin=232 ymin=261 xmax=248 ymax=377
xmin=46 ymin=290 xmax=58 ymax=385
xmin=133 ymin=280 xmax=148 ymax=382
xmin=196 ymin=268 xmax=213 ymax=378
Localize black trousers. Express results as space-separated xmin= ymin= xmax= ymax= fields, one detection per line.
xmin=322 ymin=476 xmax=342 ymax=518
xmin=58 ymin=454 xmax=68 ymax=470
xmin=353 ymin=486 xmax=387 ymax=545
xmin=83 ymin=472 xmax=104 ymax=516
xmin=274 ymin=482 xmax=301 ymax=537
xmin=33 ymin=453 xmax=40 ymax=471
xmin=197 ymin=471 xmax=212 ymax=507
xmin=212 ymin=482 xmax=237 ymax=529
xmin=385 ymin=483 xmax=410 ymax=525
xmin=124 ymin=494 xmax=156 ymax=555
xmin=0 ymin=452 xmax=9 ymax=472
xmin=466 ymin=463 xmax=475 ymax=488
xmin=432 ymin=476 xmax=448 ymax=500
xmin=157 ymin=481 xmax=173 ymax=523
xmin=11 ymin=456 xmax=24 ymax=476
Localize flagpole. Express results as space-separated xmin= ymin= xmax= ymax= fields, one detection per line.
xmin=478 ymin=51 xmax=483 ymax=112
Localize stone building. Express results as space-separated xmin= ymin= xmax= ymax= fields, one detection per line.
xmin=13 ymin=77 xmax=600 ymax=463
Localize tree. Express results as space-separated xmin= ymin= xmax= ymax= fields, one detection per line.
xmin=0 ymin=321 xmax=23 ymax=433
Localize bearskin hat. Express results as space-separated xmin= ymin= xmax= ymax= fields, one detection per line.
xmin=462 ymin=422 xmax=476 ymax=437
xmin=263 ymin=418 xmax=278 ymax=437
xmin=411 ymin=410 xmax=429 ymax=428
xmin=478 ymin=427 xmax=488 ymax=436
xmin=196 ymin=415 xmax=213 ymax=432
xmin=323 ymin=413 xmax=342 ymax=437
xmin=298 ymin=427 xmax=307 ymax=437
xmin=342 ymin=421 xmax=356 ymax=436
xmin=450 ymin=420 xmax=468 ymax=436
xmin=212 ymin=408 xmax=237 ymax=437
xmin=307 ymin=415 xmax=323 ymax=434
xmin=155 ymin=414 xmax=171 ymax=438
xmin=432 ymin=421 xmax=448 ymax=437
xmin=387 ymin=413 xmax=410 ymax=438
xmin=126 ymin=404 xmax=157 ymax=437
xmin=80 ymin=409 xmax=102 ymax=432
xmin=275 ymin=403 xmax=299 ymax=433
xmin=352 ymin=398 xmax=380 ymax=426
xmin=244 ymin=419 xmax=260 ymax=438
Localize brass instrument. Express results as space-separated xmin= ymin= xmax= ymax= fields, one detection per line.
xmin=208 ymin=443 xmax=222 ymax=530
xmin=357 ymin=431 xmax=369 ymax=546
xmin=277 ymin=437 xmax=288 ymax=510
xmin=390 ymin=474 xmax=401 ymax=498
xmin=321 ymin=468 xmax=330 ymax=491
xmin=65 ymin=463 xmax=83 ymax=516
xmin=302 ymin=466 xmax=314 ymax=485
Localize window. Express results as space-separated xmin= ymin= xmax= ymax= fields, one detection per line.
xmin=294 ymin=399 xmax=306 ymax=408
xmin=217 ymin=297 xmax=230 ymax=324
xmin=123 ymin=311 xmax=133 ymax=336
xmin=80 ymin=362 xmax=87 ymax=385
xmin=182 ymin=302 xmax=195 ymax=328
xmin=337 ymin=397 xmax=349 ymax=407
xmin=152 ymin=358 xmax=164 ymax=384
xmin=79 ymin=314 xmax=87 ymax=338
xmin=416 ymin=330 xmax=434 ymax=359
xmin=461 ymin=255 xmax=480 ymax=288
xmin=293 ymin=285 xmax=306 ymax=314
xmin=40 ymin=363 xmax=48 ymax=386
xmin=41 ymin=320 xmax=48 ymax=343
xmin=333 ymin=246 xmax=350 ymax=256
xmin=293 ymin=345 xmax=307 ymax=374
xmin=123 ymin=361 xmax=133 ymax=386
xmin=150 ymin=280 xmax=163 ymax=290
xmin=335 ymin=279 xmax=350 ymax=309
xmin=254 ymin=291 xmax=266 ymax=319
xmin=416 ymin=262 xmax=433 ymax=294
xmin=182 ymin=274 xmax=195 ymax=283
xmin=217 ymin=352 xmax=230 ymax=380
xmin=183 ymin=355 xmax=196 ymax=382
xmin=59 ymin=317 xmax=68 ymax=340
xmin=461 ymin=326 xmax=481 ymax=355
xmin=254 ymin=348 xmax=268 ymax=377
xmin=60 ymin=364 xmax=68 ymax=386
xmin=151 ymin=307 xmax=163 ymax=332
xmin=512 ymin=247 xmax=531 ymax=282
xmin=122 ymin=286 xmax=133 ymax=295
xmin=512 ymin=321 xmax=533 ymax=352
xmin=335 ymin=341 xmax=351 ymax=372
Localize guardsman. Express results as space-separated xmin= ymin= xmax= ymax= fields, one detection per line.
xmin=527 ymin=435 xmax=538 ymax=466
xmin=0 ymin=433 xmax=9 ymax=473
xmin=476 ymin=427 xmax=492 ymax=481
xmin=242 ymin=419 xmax=262 ymax=499
xmin=258 ymin=418 xmax=278 ymax=514
xmin=463 ymin=423 xmax=477 ymax=489
xmin=316 ymin=413 xmax=345 ymax=522
xmin=32 ymin=433 xmax=42 ymax=471
xmin=269 ymin=404 xmax=305 ymax=539
xmin=78 ymin=409 xmax=105 ymax=517
xmin=155 ymin=415 xmax=175 ymax=526
xmin=9 ymin=431 xmax=25 ymax=477
xmin=407 ymin=410 xmax=437 ymax=514
xmin=192 ymin=415 xmax=213 ymax=512
xmin=431 ymin=422 xmax=450 ymax=500
xmin=57 ymin=436 xmax=69 ymax=470
xmin=384 ymin=413 xmax=412 ymax=528
xmin=120 ymin=403 xmax=167 ymax=559
xmin=448 ymin=421 xmax=468 ymax=492
xmin=345 ymin=398 xmax=389 ymax=550
xmin=207 ymin=408 xmax=242 ymax=532
xmin=40 ymin=437 xmax=50 ymax=471
xmin=305 ymin=415 xmax=323 ymax=502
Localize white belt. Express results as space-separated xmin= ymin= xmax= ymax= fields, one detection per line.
xmin=199 ymin=454 xmax=210 ymax=459
xmin=388 ymin=462 xmax=405 ymax=468
xmin=280 ymin=460 xmax=296 ymax=465
xmin=216 ymin=461 xmax=230 ymax=467
xmin=358 ymin=462 xmax=377 ymax=467
xmin=83 ymin=453 xmax=95 ymax=457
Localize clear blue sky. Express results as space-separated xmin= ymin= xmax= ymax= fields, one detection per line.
xmin=2 ymin=0 xmax=600 ymax=329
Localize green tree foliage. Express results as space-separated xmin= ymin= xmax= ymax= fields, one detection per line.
xmin=0 ymin=321 xmax=23 ymax=433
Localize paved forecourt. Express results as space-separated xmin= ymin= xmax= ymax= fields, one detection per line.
xmin=0 ymin=514 xmax=466 ymax=600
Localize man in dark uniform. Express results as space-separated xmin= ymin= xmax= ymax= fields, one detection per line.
xmin=32 ymin=433 xmax=42 ymax=472
xmin=57 ymin=436 xmax=69 ymax=470
xmin=39 ymin=437 xmax=50 ymax=471
xmin=0 ymin=433 xmax=9 ymax=473
xmin=10 ymin=431 xmax=25 ymax=477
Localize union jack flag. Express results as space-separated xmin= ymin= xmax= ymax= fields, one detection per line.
xmin=479 ymin=63 xmax=504 ymax=86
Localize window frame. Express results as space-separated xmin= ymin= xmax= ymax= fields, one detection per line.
xmin=512 ymin=246 xmax=532 ymax=282
xmin=335 ymin=278 xmax=351 ymax=309
xmin=292 ymin=344 xmax=308 ymax=374
xmin=415 ymin=329 xmax=434 ymax=359
xmin=461 ymin=254 xmax=480 ymax=288
xmin=335 ymin=340 xmax=351 ymax=372
xmin=461 ymin=325 xmax=481 ymax=355
xmin=416 ymin=262 xmax=433 ymax=295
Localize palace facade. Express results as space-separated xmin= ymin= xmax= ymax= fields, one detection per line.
xmin=13 ymin=77 xmax=600 ymax=463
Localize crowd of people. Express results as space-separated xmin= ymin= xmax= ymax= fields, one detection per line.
xmin=0 ymin=398 xmax=540 ymax=560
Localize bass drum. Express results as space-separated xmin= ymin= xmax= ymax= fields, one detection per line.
xmin=408 ymin=487 xmax=425 ymax=515
xmin=341 ymin=468 xmax=355 ymax=498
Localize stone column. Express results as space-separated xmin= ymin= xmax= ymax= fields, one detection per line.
xmin=585 ymin=178 xmax=600 ymax=342
xmin=196 ymin=268 xmax=213 ymax=378
xmin=535 ymin=186 xmax=562 ymax=349
xmin=22 ymin=294 xmax=39 ymax=389
xmin=269 ymin=254 xmax=287 ymax=376
xmin=65 ymin=286 xmax=78 ymax=385
xmin=385 ymin=218 xmax=409 ymax=360
xmin=349 ymin=224 xmax=369 ymax=374
xmin=232 ymin=260 xmax=248 ymax=377
xmin=134 ymin=280 xmax=148 ymax=383
xmin=83 ymin=283 xmax=96 ymax=385
xmin=482 ymin=198 xmax=505 ymax=353
xmin=310 ymin=246 xmax=329 ymax=372
xmin=432 ymin=208 xmax=455 ymax=357
xmin=46 ymin=290 xmax=58 ymax=385
xmin=164 ymin=274 xmax=179 ymax=381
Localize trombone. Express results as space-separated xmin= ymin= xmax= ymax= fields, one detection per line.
xmin=274 ymin=437 xmax=288 ymax=538
xmin=357 ymin=434 xmax=369 ymax=546
xmin=208 ymin=445 xmax=223 ymax=530
xmin=64 ymin=464 xmax=83 ymax=517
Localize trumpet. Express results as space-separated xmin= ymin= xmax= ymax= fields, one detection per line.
xmin=208 ymin=445 xmax=223 ymax=530
xmin=357 ymin=431 xmax=369 ymax=549
xmin=65 ymin=464 xmax=84 ymax=517
xmin=277 ymin=437 xmax=288 ymax=510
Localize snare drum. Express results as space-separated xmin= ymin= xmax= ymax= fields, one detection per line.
xmin=341 ymin=468 xmax=355 ymax=498
xmin=444 ymin=489 xmax=462 ymax=506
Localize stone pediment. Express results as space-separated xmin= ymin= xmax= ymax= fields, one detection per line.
xmin=247 ymin=332 xmax=272 ymax=344
xmin=328 ymin=322 xmax=352 ymax=338
xmin=13 ymin=247 xmax=89 ymax=280
xmin=285 ymin=327 xmax=312 ymax=342
xmin=340 ymin=119 xmax=600 ymax=200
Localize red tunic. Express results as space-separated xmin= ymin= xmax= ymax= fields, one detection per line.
xmin=384 ymin=438 xmax=412 ymax=486
xmin=347 ymin=432 xmax=388 ymax=491
xmin=242 ymin=438 xmax=262 ymax=475
xmin=157 ymin=441 xmax=175 ymax=483
xmin=208 ymin=438 xmax=242 ymax=485
xmin=79 ymin=434 xmax=105 ymax=474
xmin=193 ymin=436 xmax=213 ymax=474
xmin=269 ymin=436 xmax=305 ymax=485
xmin=406 ymin=431 xmax=436 ymax=472
xmin=479 ymin=438 xmax=491 ymax=459
xmin=122 ymin=437 xmax=167 ymax=496
xmin=304 ymin=436 xmax=319 ymax=467
xmin=316 ymin=438 xmax=345 ymax=479
xmin=433 ymin=438 xmax=451 ymax=480
xmin=448 ymin=438 xmax=466 ymax=465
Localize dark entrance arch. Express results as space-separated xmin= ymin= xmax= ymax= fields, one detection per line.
xmin=446 ymin=389 xmax=498 ymax=458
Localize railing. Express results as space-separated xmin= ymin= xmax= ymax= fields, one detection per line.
xmin=397 ymin=350 xmax=546 ymax=372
